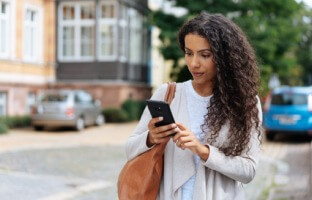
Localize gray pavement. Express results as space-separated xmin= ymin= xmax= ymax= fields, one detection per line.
xmin=0 ymin=145 xmax=125 ymax=200
xmin=0 ymin=124 xmax=310 ymax=200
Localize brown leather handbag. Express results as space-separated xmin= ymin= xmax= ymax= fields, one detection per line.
xmin=117 ymin=82 xmax=176 ymax=200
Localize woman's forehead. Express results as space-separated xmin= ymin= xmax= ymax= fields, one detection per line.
xmin=185 ymin=34 xmax=211 ymax=50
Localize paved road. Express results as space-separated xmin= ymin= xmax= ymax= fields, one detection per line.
xmin=0 ymin=124 xmax=134 ymax=200
xmin=0 ymin=124 xmax=310 ymax=200
xmin=263 ymin=135 xmax=311 ymax=200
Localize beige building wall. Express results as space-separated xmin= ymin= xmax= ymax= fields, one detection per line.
xmin=0 ymin=0 xmax=56 ymax=116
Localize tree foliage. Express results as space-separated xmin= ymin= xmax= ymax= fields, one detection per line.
xmin=150 ymin=0 xmax=312 ymax=97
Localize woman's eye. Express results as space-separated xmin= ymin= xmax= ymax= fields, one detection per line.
xmin=185 ymin=52 xmax=193 ymax=56
xmin=202 ymin=54 xmax=211 ymax=58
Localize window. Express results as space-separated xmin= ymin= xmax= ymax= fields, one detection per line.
xmin=59 ymin=2 xmax=95 ymax=61
xmin=75 ymin=91 xmax=92 ymax=104
xmin=0 ymin=92 xmax=7 ymax=116
xmin=58 ymin=1 xmax=146 ymax=63
xmin=23 ymin=6 xmax=42 ymax=62
xmin=128 ymin=9 xmax=143 ymax=64
xmin=98 ymin=0 xmax=117 ymax=60
xmin=142 ymin=17 xmax=148 ymax=65
xmin=26 ymin=92 xmax=36 ymax=114
xmin=0 ymin=1 xmax=10 ymax=58
xmin=118 ymin=3 xmax=128 ymax=61
xmin=271 ymin=93 xmax=308 ymax=105
xmin=41 ymin=93 xmax=68 ymax=102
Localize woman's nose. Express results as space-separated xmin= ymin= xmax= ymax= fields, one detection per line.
xmin=190 ymin=56 xmax=200 ymax=68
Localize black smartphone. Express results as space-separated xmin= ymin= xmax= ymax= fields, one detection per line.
xmin=146 ymin=100 xmax=175 ymax=127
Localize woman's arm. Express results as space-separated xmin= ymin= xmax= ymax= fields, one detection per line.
xmin=125 ymin=84 xmax=168 ymax=161
xmin=202 ymin=97 xmax=263 ymax=184
xmin=203 ymin=131 xmax=260 ymax=184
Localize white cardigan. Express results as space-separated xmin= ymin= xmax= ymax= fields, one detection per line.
xmin=125 ymin=82 xmax=262 ymax=200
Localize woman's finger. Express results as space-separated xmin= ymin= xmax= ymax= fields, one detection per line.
xmin=156 ymin=127 xmax=179 ymax=138
xmin=182 ymin=141 xmax=196 ymax=148
xmin=179 ymin=135 xmax=193 ymax=143
xmin=176 ymin=122 xmax=189 ymax=131
xmin=154 ymin=136 xmax=171 ymax=144
xmin=148 ymin=117 xmax=163 ymax=128
xmin=155 ymin=123 xmax=177 ymax=133
xmin=172 ymin=131 xmax=189 ymax=142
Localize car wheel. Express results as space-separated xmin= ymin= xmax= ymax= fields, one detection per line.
xmin=266 ymin=131 xmax=275 ymax=141
xmin=34 ymin=126 xmax=44 ymax=131
xmin=95 ymin=114 xmax=105 ymax=126
xmin=75 ymin=117 xmax=85 ymax=131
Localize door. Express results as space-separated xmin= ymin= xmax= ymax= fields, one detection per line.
xmin=0 ymin=92 xmax=7 ymax=116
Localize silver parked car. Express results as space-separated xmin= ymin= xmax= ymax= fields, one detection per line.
xmin=31 ymin=90 xmax=105 ymax=131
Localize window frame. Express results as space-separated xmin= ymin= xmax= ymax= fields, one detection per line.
xmin=23 ymin=4 xmax=43 ymax=63
xmin=96 ymin=0 xmax=118 ymax=61
xmin=128 ymin=8 xmax=143 ymax=65
xmin=0 ymin=0 xmax=15 ymax=59
xmin=58 ymin=1 xmax=96 ymax=62
xmin=25 ymin=92 xmax=36 ymax=114
xmin=118 ymin=3 xmax=129 ymax=62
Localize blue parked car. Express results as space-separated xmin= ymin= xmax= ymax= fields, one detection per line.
xmin=263 ymin=86 xmax=312 ymax=140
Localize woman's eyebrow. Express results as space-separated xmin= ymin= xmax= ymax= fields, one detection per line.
xmin=185 ymin=47 xmax=211 ymax=52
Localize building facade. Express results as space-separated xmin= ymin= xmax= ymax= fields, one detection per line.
xmin=0 ymin=0 xmax=56 ymax=116
xmin=0 ymin=0 xmax=151 ymax=116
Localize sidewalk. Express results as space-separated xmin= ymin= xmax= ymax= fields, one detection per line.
xmin=0 ymin=122 xmax=137 ymax=153
xmin=1 ymin=123 xmax=307 ymax=200
xmin=245 ymin=154 xmax=289 ymax=200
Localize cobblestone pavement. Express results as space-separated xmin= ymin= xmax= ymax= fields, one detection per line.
xmin=0 ymin=124 xmax=310 ymax=200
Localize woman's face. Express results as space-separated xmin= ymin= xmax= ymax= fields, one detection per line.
xmin=184 ymin=34 xmax=216 ymax=86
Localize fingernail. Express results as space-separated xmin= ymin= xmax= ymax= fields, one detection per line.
xmin=159 ymin=117 xmax=163 ymax=120
xmin=174 ymin=128 xmax=179 ymax=131
xmin=171 ymin=124 xmax=177 ymax=128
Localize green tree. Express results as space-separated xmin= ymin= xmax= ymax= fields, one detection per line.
xmin=151 ymin=0 xmax=309 ymax=97
xmin=296 ymin=7 xmax=312 ymax=85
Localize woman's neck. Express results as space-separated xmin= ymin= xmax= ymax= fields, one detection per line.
xmin=191 ymin=80 xmax=213 ymax=97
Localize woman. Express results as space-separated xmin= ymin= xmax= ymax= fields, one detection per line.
xmin=125 ymin=12 xmax=262 ymax=200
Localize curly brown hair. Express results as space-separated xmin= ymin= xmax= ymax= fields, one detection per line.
xmin=178 ymin=12 xmax=261 ymax=156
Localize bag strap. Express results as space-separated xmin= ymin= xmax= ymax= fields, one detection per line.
xmin=164 ymin=82 xmax=176 ymax=105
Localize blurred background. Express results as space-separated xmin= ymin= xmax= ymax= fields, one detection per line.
xmin=0 ymin=0 xmax=312 ymax=199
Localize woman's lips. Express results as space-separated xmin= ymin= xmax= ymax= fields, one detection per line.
xmin=192 ymin=72 xmax=204 ymax=77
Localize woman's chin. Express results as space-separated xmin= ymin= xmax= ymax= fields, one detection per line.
xmin=192 ymin=78 xmax=205 ymax=84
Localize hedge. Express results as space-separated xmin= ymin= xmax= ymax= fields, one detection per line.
xmin=121 ymin=99 xmax=146 ymax=121
xmin=0 ymin=115 xmax=31 ymax=134
xmin=102 ymin=108 xmax=129 ymax=123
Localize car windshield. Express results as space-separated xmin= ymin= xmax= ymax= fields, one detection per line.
xmin=271 ymin=93 xmax=308 ymax=105
xmin=40 ymin=93 xmax=68 ymax=102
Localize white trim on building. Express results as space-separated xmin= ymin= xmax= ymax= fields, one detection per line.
xmin=0 ymin=72 xmax=54 ymax=85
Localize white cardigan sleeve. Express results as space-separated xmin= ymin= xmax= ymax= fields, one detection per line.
xmin=202 ymin=97 xmax=263 ymax=184
xmin=125 ymin=84 xmax=168 ymax=161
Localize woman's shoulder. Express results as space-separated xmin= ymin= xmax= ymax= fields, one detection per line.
xmin=153 ymin=81 xmax=186 ymax=93
xmin=151 ymin=82 xmax=186 ymax=100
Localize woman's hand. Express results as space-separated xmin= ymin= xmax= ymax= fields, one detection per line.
xmin=146 ymin=117 xmax=179 ymax=147
xmin=173 ymin=123 xmax=210 ymax=161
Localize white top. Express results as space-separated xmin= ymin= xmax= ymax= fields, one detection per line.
xmin=125 ymin=82 xmax=262 ymax=200
xmin=182 ymin=80 xmax=212 ymax=200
